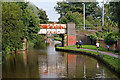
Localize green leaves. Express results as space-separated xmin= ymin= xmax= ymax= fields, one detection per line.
xmin=2 ymin=2 xmax=48 ymax=53
xmin=55 ymin=2 xmax=102 ymax=29
xmin=2 ymin=2 xmax=24 ymax=53
xmin=90 ymin=34 xmax=98 ymax=40
xmin=104 ymin=32 xmax=119 ymax=45
xmin=59 ymin=11 xmax=83 ymax=24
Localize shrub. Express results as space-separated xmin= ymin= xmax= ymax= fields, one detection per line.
xmin=90 ymin=34 xmax=98 ymax=40
xmin=104 ymin=32 xmax=118 ymax=45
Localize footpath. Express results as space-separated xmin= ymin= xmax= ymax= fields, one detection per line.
xmin=67 ymin=47 xmax=120 ymax=59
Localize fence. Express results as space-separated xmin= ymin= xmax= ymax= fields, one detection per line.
xmin=75 ymin=24 xmax=101 ymax=30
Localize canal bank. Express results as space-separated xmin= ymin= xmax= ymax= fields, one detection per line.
xmin=2 ymin=40 xmax=120 ymax=79
xmin=55 ymin=46 xmax=120 ymax=76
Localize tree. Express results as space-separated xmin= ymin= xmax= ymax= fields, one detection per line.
xmin=58 ymin=11 xmax=83 ymax=25
xmin=27 ymin=2 xmax=49 ymax=24
xmin=36 ymin=8 xmax=49 ymax=24
xmin=18 ymin=2 xmax=48 ymax=47
xmin=104 ymin=32 xmax=118 ymax=45
xmin=2 ymin=2 xmax=24 ymax=53
xmin=92 ymin=2 xmax=119 ymax=40
xmin=105 ymin=2 xmax=120 ymax=33
xmin=2 ymin=2 xmax=48 ymax=53
xmin=17 ymin=2 xmax=41 ymax=43
xmin=55 ymin=1 xmax=102 ymax=29
xmin=27 ymin=10 xmax=40 ymax=41
xmin=55 ymin=2 xmax=100 ymax=21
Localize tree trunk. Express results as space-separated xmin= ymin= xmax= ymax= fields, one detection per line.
xmin=15 ymin=45 xmax=17 ymax=53
xmin=27 ymin=39 xmax=28 ymax=49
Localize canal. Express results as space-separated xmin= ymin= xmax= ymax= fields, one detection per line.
xmin=2 ymin=40 xmax=119 ymax=79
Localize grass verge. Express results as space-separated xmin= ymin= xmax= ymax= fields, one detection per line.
xmin=67 ymin=45 xmax=120 ymax=55
xmin=54 ymin=37 xmax=62 ymax=42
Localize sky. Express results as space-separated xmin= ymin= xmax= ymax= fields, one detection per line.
xmin=27 ymin=0 xmax=104 ymax=22
xmin=27 ymin=0 xmax=62 ymax=22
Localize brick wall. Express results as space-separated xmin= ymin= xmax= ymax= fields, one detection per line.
xmin=67 ymin=22 xmax=76 ymax=46
xmin=68 ymin=35 xmax=76 ymax=46
xmin=76 ymin=34 xmax=91 ymax=45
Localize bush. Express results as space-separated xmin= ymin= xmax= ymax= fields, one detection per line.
xmin=34 ymin=35 xmax=46 ymax=49
xmin=104 ymin=32 xmax=118 ymax=45
xmin=90 ymin=34 xmax=98 ymax=40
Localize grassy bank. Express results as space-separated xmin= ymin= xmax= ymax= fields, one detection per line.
xmin=56 ymin=47 xmax=120 ymax=74
xmin=67 ymin=45 xmax=120 ymax=55
xmin=54 ymin=37 xmax=62 ymax=42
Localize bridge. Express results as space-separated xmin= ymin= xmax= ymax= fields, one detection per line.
xmin=38 ymin=22 xmax=77 ymax=47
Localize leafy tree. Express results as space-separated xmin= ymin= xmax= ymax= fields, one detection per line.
xmin=18 ymin=2 xmax=47 ymax=42
xmin=90 ymin=34 xmax=98 ymax=44
xmin=27 ymin=2 xmax=49 ymax=24
xmin=17 ymin=2 xmax=41 ymax=45
xmin=34 ymin=35 xmax=46 ymax=49
xmin=2 ymin=2 xmax=24 ymax=53
xmin=59 ymin=11 xmax=83 ymax=24
xmin=55 ymin=2 xmax=102 ymax=29
xmin=36 ymin=7 xmax=49 ymax=24
xmin=90 ymin=34 xmax=98 ymax=40
xmin=102 ymin=19 xmax=118 ymax=32
xmin=104 ymin=32 xmax=118 ymax=45
xmin=2 ymin=2 xmax=48 ymax=53
xmin=17 ymin=2 xmax=30 ymax=39
xmin=93 ymin=2 xmax=119 ymax=40
xmin=55 ymin=2 xmax=100 ymax=22
xmin=105 ymin=2 xmax=120 ymax=33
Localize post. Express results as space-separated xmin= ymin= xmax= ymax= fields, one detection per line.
xmin=62 ymin=34 xmax=67 ymax=47
xmin=83 ymin=3 xmax=85 ymax=30
xmin=102 ymin=0 xmax=104 ymax=26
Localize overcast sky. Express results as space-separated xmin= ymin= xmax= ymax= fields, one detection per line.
xmin=27 ymin=0 xmax=104 ymax=22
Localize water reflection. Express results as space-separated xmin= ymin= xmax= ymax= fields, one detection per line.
xmin=39 ymin=41 xmax=65 ymax=78
xmin=2 ymin=40 xmax=119 ymax=79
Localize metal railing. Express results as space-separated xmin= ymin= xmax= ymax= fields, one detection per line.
xmin=75 ymin=24 xmax=101 ymax=31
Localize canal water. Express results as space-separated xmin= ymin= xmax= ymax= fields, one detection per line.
xmin=2 ymin=40 xmax=119 ymax=79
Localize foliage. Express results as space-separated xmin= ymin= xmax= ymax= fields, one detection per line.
xmin=102 ymin=18 xmax=118 ymax=32
xmin=91 ymin=18 xmax=118 ymax=40
xmin=2 ymin=2 xmax=24 ymax=53
xmin=27 ymin=10 xmax=40 ymax=41
xmin=18 ymin=2 xmax=40 ymax=40
xmin=104 ymin=32 xmax=119 ymax=45
xmin=55 ymin=2 xmax=101 ymax=26
xmin=54 ymin=34 xmax=59 ymax=37
xmin=55 ymin=2 xmax=100 ymax=19
xmin=90 ymin=34 xmax=98 ymax=40
xmin=105 ymin=2 xmax=120 ymax=33
xmin=36 ymin=7 xmax=49 ymax=24
xmin=91 ymin=2 xmax=119 ymax=41
xmin=59 ymin=11 xmax=81 ymax=24
xmin=34 ymin=35 xmax=46 ymax=49
xmin=54 ymin=37 xmax=62 ymax=42
xmin=2 ymin=2 xmax=48 ymax=53
xmin=18 ymin=2 xmax=48 ymax=47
